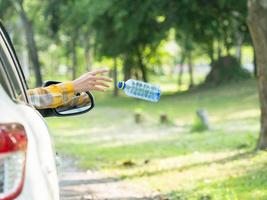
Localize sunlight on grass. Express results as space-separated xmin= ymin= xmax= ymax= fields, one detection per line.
xmin=47 ymin=79 xmax=264 ymax=199
xmin=119 ymin=151 xmax=267 ymax=200
xmin=225 ymin=109 xmax=259 ymax=120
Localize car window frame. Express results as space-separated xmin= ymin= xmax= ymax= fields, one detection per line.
xmin=0 ymin=22 xmax=29 ymax=104
xmin=0 ymin=59 xmax=14 ymax=97
xmin=0 ymin=41 xmax=22 ymax=100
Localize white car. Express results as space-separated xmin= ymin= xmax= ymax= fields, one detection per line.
xmin=0 ymin=22 xmax=94 ymax=200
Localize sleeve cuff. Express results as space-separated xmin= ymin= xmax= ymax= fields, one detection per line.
xmin=58 ymin=82 xmax=75 ymax=100
xmin=63 ymin=81 xmax=75 ymax=93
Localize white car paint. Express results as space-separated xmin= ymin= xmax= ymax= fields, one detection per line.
xmin=0 ymin=21 xmax=93 ymax=200
xmin=0 ymin=23 xmax=59 ymax=199
xmin=0 ymin=87 xmax=59 ymax=200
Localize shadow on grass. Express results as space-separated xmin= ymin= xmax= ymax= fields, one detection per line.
xmin=60 ymin=177 xmax=119 ymax=187
xmin=58 ymin=129 xmax=257 ymax=170
xmin=120 ymin=150 xmax=256 ymax=180
xmin=163 ymin=161 xmax=267 ymax=200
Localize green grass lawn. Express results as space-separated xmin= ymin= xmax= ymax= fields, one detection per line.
xmin=47 ymin=79 xmax=267 ymax=200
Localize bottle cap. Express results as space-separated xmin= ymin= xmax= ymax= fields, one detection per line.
xmin=117 ymin=81 xmax=125 ymax=89
xmin=156 ymin=92 xmax=161 ymax=98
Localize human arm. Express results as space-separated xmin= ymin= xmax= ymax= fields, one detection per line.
xmin=26 ymin=69 xmax=112 ymax=109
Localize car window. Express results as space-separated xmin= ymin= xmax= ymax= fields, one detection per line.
xmin=0 ymin=37 xmax=27 ymax=102
xmin=0 ymin=62 xmax=11 ymax=95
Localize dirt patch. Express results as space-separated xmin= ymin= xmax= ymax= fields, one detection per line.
xmin=59 ymin=157 xmax=160 ymax=200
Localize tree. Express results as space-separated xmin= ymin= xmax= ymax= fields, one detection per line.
xmin=14 ymin=0 xmax=43 ymax=86
xmin=0 ymin=0 xmax=43 ymax=86
xmin=163 ymin=0 xmax=249 ymax=86
xmin=247 ymin=0 xmax=267 ymax=149
xmin=44 ymin=0 xmax=96 ymax=79
xmin=113 ymin=58 xmax=118 ymax=96
xmin=91 ymin=0 xmax=168 ymax=82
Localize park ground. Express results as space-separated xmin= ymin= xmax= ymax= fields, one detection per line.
xmin=47 ymin=78 xmax=267 ymax=200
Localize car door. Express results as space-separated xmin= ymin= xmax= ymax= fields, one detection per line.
xmin=0 ymin=23 xmax=59 ymax=200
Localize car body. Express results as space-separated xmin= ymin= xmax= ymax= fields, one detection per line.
xmin=0 ymin=22 xmax=93 ymax=200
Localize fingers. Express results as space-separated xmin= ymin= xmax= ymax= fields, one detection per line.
xmin=78 ymin=69 xmax=113 ymax=93
xmin=95 ymin=81 xmax=110 ymax=88
xmin=88 ymin=79 xmax=111 ymax=92
xmin=91 ymin=76 xmax=112 ymax=82
xmin=90 ymin=69 xmax=109 ymax=76
xmin=91 ymin=86 xmax=106 ymax=92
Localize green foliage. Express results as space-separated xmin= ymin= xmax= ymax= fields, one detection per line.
xmin=87 ymin=0 xmax=170 ymax=81
xmin=163 ymin=0 xmax=249 ymax=62
xmin=91 ymin=0 xmax=167 ymax=56
xmin=1 ymin=0 xmax=251 ymax=86
xmin=0 ymin=1 xmax=13 ymax=20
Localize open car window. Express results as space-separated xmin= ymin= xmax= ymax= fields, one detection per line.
xmin=0 ymin=30 xmax=27 ymax=103
xmin=0 ymin=61 xmax=12 ymax=96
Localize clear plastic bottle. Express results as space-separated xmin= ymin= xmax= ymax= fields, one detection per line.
xmin=117 ymin=79 xmax=161 ymax=102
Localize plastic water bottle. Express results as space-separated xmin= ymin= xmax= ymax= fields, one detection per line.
xmin=117 ymin=79 xmax=161 ymax=102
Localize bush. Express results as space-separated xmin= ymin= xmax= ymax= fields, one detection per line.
xmin=191 ymin=116 xmax=209 ymax=132
xmin=205 ymin=56 xmax=251 ymax=85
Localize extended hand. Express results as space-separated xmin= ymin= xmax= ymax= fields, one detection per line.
xmin=72 ymin=69 xmax=112 ymax=93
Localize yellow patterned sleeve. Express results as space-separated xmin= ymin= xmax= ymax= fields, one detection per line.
xmin=26 ymin=82 xmax=75 ymax=109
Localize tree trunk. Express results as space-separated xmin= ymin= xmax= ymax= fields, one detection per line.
xmin=134 ymin=69 xmax=140 ymax=80
xmin=217 ymin=44 xmax=222 ymax=59
xmin=208 ymin=42 xmax=215 ymax=65
xmin=71 ymin=36 xmax=77 ymax=80
xmin=136 ymin=49 xmax=148 ymax=82
xmin=188 ymin=51 xmax=194 ymax=88
xmin=113 ymin=57 xmax=118 ymax=96
xmin=139 ymin=59 xmax=148 ymax=82
xmin=123 ymin=54 xmax=132 ymax=81
xmin=236 ymin=32 xmax=244 ymax=64
xmin=253 ymin=47 xmax=258 ymax=78
xmin=178 ymin=52 xmax=186 ymax=90
xmin=17 ymin=0 xmax=42 ymax=86
xmin=84 ymin=31 xmax=92 ymax=72
xmin=247 ymin=0 xmax=267 ymax=149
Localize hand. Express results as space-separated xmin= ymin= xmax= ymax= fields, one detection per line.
xmin=72 ymin=69 xmax=112 ymax=93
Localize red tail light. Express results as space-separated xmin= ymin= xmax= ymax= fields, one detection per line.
xmin=0 ymin=123 xmax=27 ymax=200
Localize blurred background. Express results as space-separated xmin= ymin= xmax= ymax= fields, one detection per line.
xmin=1 ymin=0 xmax=267 ymax=199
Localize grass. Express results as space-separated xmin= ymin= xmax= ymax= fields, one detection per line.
xmin=46 ymin=78 xmax=267 ymax=200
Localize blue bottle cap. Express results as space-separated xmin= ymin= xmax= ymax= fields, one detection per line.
xmin=117 ymin=81 xmax=125 ymax=89
xmin=156 ymin=92 xmax=161 ymax=99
